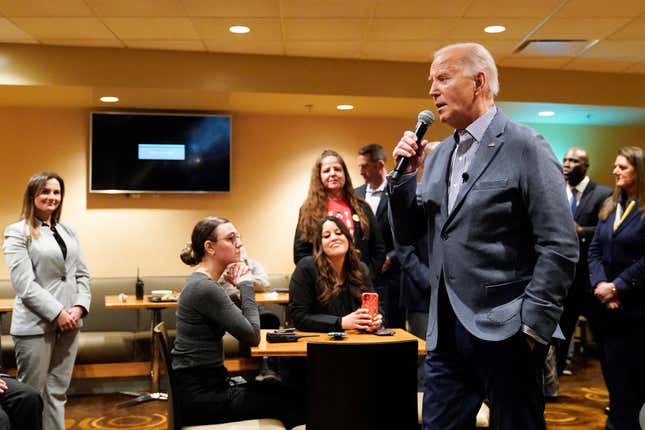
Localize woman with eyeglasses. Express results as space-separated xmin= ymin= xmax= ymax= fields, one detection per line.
xmin=3 ymin=172 xmax=90 ymax=430
xmin=588 ymin=146 xmax=645 ymax=430
xmin=172 ymin=217 xmax=303 ymax=428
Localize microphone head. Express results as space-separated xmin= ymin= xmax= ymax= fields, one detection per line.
xmin=418 ymin=110 xmax=435 ymax=126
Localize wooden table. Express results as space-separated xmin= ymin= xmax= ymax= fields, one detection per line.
xmin=104 ymin=291 xmax=289 ymax=392
xmin=105 ymin=291 xmax=288 ymax=309
xmin=251 ymin=328 xmax=426 ymax=357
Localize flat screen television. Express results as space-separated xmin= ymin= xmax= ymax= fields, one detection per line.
xmin=90 ymin=111 xmax=231 ymax=193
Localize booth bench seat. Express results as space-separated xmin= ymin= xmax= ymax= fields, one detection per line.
xmin=0 ymin=274 xmax=290 ymax=378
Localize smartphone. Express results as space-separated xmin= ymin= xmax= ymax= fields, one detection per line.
xmin=361 ymin=292 xmax=379 ymax=319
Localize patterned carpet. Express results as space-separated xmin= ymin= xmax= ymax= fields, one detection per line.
xmin=64 ymin=357 xmax=608 ymax=429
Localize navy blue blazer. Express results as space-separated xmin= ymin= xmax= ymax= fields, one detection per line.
xmin=355 ymin=184 xmax=396 ymax=260
xmin=389 ymin=109 xmax=578 ymax=349
xmin=393 ymin=238 xmax=431 ymax=313
xmin=588 ymin=201 xmax=645 ymax=325
xmin=571 ymin=181 xmax=612 ymax=292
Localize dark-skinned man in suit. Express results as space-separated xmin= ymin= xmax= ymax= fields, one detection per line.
xmin=557 ymin=147 xmax=612 ymax=374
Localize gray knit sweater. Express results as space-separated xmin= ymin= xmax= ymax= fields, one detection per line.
xmin=171 ymin=272 xmax=260 ymax=370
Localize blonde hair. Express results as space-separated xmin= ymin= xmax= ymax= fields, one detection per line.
xmin=20 ymin=172 xmax=65 ymax=238
xmin=599 ymin=146 xmax=645 ymax=221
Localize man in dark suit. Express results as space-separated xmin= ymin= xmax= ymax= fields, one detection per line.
xmin=389 ymin=42 xmax=578 ymax=430
xmin=356 ymin=144 xmax=406 ymax=327
xmin=557 ymin=147 xmax=612 ymax=374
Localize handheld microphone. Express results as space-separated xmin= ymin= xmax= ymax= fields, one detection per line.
xmin=391 ymin=110 xmax=435 ymax=181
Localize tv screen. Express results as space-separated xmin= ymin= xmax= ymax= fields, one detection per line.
xmin=90 ymin=112 xmax=231 ymax=193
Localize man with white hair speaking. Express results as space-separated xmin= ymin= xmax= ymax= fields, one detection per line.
xmin=388 ymin=43 xmax=578 ymax=429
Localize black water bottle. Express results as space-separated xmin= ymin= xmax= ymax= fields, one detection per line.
xmin=135 ymin=268 xmax=144 ymax=300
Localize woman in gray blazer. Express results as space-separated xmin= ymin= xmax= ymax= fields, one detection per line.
xmin=3 ymin=172 xmax=91 ymax=430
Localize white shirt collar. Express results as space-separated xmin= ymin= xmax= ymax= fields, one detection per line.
xmin=566 ymin=176 xmax=590 ymax=202
xmin=571 ymin=176 xmax=590 ymax=194
xmin=366 ymin=179 xmax=386 ymax=194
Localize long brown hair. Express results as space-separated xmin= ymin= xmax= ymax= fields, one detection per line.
xmin=180 ymin=216 xmax=230 ymax=266
xmin=21 ymin=172 xmax=65 ymax=238
xmin=599 ymin=146 xmax=645 ymax=221
xmin=298 ymin=149 xmax=369 ymax=243
xmin=313 ymin=216 xmax=369 ymax=306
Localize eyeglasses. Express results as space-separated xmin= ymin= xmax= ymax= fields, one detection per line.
xmin=216 ymin=233 xmax=242 ymax=245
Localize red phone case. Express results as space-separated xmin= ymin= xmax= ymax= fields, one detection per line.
xmin=361 ymin=292 xmax=379 ymax=318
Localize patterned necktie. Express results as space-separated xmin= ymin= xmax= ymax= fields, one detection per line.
xmin=570 ymin=188 xmax=578 ymax=217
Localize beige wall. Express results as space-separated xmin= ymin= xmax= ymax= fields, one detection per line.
xmin=528 ymin=123 xmax=645 ymax=187
xmin=1 ymin=107 xmax=643 ymax=279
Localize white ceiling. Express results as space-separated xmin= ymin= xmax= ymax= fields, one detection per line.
xmin=0 ymin=0 xmax=643 ymax=74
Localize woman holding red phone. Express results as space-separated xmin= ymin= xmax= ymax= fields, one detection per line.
xmin=289 ymin=216 xmax=384 ymax=332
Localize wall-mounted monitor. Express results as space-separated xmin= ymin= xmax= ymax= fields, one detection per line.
xmin=90 ymin=111 xmax=231 ymax=193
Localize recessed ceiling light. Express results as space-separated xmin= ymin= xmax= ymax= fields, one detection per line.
xmin=336 ymin=104 xmax=354 ymax=111
xmin=484 ymin=25 xmax=506 ymax=34
xmin=229 ymin=25 xmax=250 ymax=34
xmin=538 ymin=111 xmax=555 ymax=117
xmin=100 ymin=96 xmax=119 ymax=103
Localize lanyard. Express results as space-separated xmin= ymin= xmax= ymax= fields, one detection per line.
xmin=613 ymin=200 xmax=635 ymax=231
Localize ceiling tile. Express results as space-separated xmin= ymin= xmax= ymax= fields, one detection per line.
xmin=182 ymin=0 xmax=281 ymax=18
xmin=447 ymin=18 xmax=540 ymax=40
xmin=0 ymin=0 xmax=94 ymax=17
xmin=192 ymin=18 xmax=282 ymax=40
xmin=498 ymin=55 xmax=572 ymax=69
xmin=103 ymin=18 xmax=200 ymax=39
xmin=555 ymin=0 xmax=644 ymax=18
xmin=464 ymin=0 xmax=561 ymax=18
xmin=283 ymin=19 xmax=368 ymax=41
xmin=607 ymin=17 xmax=645 ymax=40
xmin=285 ymin=41 xmax=362 ymax=59
xmin=204 ymin=39 xmax=284 ymax=55
xmin=622 ymin=61 xmax=645 ymax=74
xmin=449 ymin=39 xmax=520 ymax=57
xmin=361 ymin=40 xmax=442 ymax=62
xmin=41 ymin=39 xmax=125 ymax=48
xmin=0 ymin=17 xmax=35 ymax=40
xmin=86 ymin=0 xmax=187 ymax=17
xmin=580 ymin=40 xmax=645 ymax=61
xmin=532 ymin=18 xmax=631 ymax=40
xmin=281 ymin=0 xmax=374 ymax=18
xmin=367 ymin=19 xmax=460 ymax=41
xmin=12 ymin=18 xmax=115 ymax=39
xmin=563 ymin=58 xmax=637 ymax=73
xmin=373 ymin=0 xmax=471 ymax=18
xmin=123 ymin=39 xmax=206 ymax=51
xmin=516 ymin=40 xmax=589 ymax=56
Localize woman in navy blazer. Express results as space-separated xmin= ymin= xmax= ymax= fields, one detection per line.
xmin=3 ymin=172 xmax=91 ymax=430
xmin=588 ymin=146 xmax=645 ymax=430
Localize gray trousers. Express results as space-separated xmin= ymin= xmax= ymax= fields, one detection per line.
xmin=13 ymin=329 xmax=79 ymax=430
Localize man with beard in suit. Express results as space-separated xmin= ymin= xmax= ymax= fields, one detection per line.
xmin=356 ymin=144 xmax=406 ymax=328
